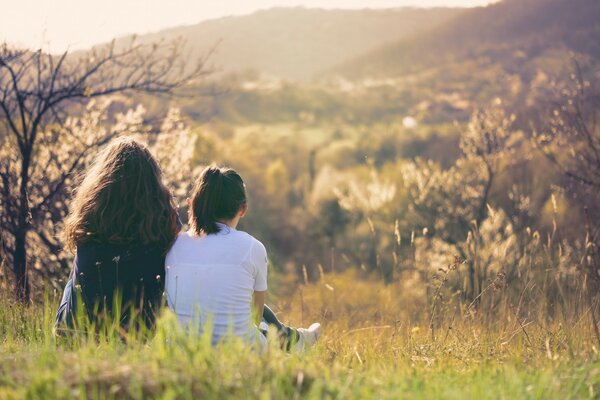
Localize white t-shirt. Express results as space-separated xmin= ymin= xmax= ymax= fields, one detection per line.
xmin=165 ymin=223 xmax=268 ymax=346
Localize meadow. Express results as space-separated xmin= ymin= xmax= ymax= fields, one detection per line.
xmin=1 ymin=262 xmax=598 ymax=399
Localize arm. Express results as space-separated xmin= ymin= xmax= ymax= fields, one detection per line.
xmin=54 ymin=261 xmax=78 ymax=331
xmin=251 ymin=240 xmax=268 ymax=325
xmin=253 ymin=291 xmax=266 ymax=325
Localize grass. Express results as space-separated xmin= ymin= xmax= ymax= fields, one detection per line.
xmin=0 ymin=269 xmax=599 ymax=400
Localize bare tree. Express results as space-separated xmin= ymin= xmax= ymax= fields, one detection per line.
xmin=459 ymin=104 xmax=516 ymax=301
xmin=531 ymin=62 xmax=600 ymax=280
xmin=461 ymin=104 xmax=516 ymax=226
xmin=0 ymin=38 xmax=212 ymax=301
xmin=533 ymin=61 xmax=600 ymax=197
xmin=532 ymin=61 xmax=600 ymax=344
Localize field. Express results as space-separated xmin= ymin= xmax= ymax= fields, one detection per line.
xmin=1 ymin=269 xmax=598 ymax=400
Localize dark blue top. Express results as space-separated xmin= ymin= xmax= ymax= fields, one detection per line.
xmin=55 ymin=242 xmax=166 ymax=331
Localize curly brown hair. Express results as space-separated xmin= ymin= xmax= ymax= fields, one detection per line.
xmin=63 ymin=137 xmax=178 ymax=253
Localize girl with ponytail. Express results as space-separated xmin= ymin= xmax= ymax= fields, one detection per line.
xmin=165 ymin=166 xmax=320 ymax=350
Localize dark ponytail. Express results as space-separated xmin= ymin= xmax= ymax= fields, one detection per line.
xmin=189 ymin=166 xmax=247 ymax=235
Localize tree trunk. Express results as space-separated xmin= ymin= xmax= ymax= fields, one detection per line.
xmin=467 ymin=162 xmax=493 ymax=302
xmin=14 ymin=147 xmax=32 ymax=302
xmin=13 ymin=229 xmax=30 ymax=302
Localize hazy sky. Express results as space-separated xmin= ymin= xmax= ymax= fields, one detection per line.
xmin=1 ymin=0 xmax=498 ymax=52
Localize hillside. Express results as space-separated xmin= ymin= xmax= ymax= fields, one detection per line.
xmin=107 ymin=7 xmax=464 ymax=81
xmin=335 ymin=0 xmax=600 ymax=78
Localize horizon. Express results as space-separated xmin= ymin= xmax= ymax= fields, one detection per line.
xmin=1 ymin=0 xmax=498 ymax=53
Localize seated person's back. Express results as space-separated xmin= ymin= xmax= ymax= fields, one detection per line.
xmin=68 ymin=242 xmax=165 ymax=326
xmin=54 ymin=138 xmax=178 ymax=332
xmin=165 ymin=223 xmax=267 ymax=345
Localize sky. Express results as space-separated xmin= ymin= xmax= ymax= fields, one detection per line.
xmin=1 ymin=0 xmax=498 ymax=53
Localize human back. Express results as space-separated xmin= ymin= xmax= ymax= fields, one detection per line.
xmin=166 ymin=224 xmax=267 ymax=345
xmin=165 ymin=166 xmax=268 ymax=346
xmin=55 ymin=138 xmax=178 ymax=331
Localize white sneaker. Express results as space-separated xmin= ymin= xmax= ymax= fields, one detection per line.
xmin=295 ymin=323 xmax=321 ymax=352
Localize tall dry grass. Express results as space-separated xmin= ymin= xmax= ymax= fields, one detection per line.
xmin=0 ymin=211 xmax=599 ymax=398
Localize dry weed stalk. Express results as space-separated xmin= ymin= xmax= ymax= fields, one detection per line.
xmin=429 ymin=256 xmax=463 ymax=340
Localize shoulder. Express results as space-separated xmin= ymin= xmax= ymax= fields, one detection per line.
xmin=235 ymin=230 xmax=266 ymax=252
xmin=173 ymin=230 xmax=199 ymax=244
xmin=252 ymin=237 xmax=267 ymax=256
xmin=235 ymin=231 xmax=267 ymax=266
xmin=75 ymin=241 xmax=97 ymax=255
xmin=74 ymin=242 xmax=102 ymax=268
xmin=167 ymin=231 xmax=195 ymax=253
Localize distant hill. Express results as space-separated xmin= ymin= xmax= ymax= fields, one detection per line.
xmin=106 ymin=7 xmax=464 ymax=81
xmin=335 ymin=0 xmax=600 ymax=78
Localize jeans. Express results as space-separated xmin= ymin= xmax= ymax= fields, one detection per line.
xmin=261 ymin=304 xmax=298 ymax=350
